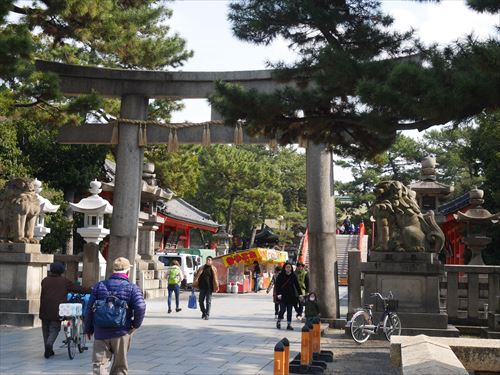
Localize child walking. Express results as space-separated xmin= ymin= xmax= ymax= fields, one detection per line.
xmin=304 ymin=292 xmax=321 ymax=325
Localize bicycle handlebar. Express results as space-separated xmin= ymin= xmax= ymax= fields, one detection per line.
xmin=370 ymin=291 xmax=394 ymax=300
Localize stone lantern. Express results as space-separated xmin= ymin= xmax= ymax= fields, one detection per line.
xmin=70 ymin=180 xmax=113 ymax=245
xmin=410 ymin=156 xmax=453 ymax=217
xmin=70 ymin=180 xmax=113 ymax=287
xmin=33 ymin=178 xmax=60 ymax=241
xmin=455 ymin=188 xmax=499 ymax=265
xmin=213 ymin=225 xmax=233 ymax=256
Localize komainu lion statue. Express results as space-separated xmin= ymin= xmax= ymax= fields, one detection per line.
xmin=371 ymin=180 xmax=445 ymax=253
xmin=0 ymin=178 xmax=40 ymax=243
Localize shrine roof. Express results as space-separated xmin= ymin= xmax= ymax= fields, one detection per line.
xmin=158 ymin=199 xmax=219 ymax=229
xmin=410 ymin=180 xmax=453 ymax=194
xmin=437 ymin=192 xmax=470 ymax=215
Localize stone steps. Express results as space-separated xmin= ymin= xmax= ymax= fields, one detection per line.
xmin=144 ymin=288 xmax=169 ymax=299
xmin=0 ymin=312 xmax=41 ymax=327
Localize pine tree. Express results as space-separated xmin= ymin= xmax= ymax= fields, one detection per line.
xmin=210 ymin=0 xmax=499 ymax=158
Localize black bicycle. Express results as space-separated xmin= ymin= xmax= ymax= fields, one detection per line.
xmin=349 ymin=291 xmax=402 ymax=344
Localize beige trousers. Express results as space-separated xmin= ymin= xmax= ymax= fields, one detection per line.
xmin=92 ymin=334 xmax=132 ymax=375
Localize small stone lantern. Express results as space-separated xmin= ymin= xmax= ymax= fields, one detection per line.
xmin=70 ymin=180 xmax=113 ymax=245
xmin=213 ymin=225 xmax=233 ymax=256
xmin=455 ymin=188 xmax=499 ymax=265
xmin=33 ymin=178 xmax=60 ymax=241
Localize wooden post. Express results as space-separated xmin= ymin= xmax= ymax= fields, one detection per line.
xmin=300 ymin=325 xmax=311 ymax=366
xmin=281 ymin=338 xmax=290 ymax=375
xmin=312 ymin=319 xmax=321 ymax=354
xmin=274 ymin=341 xmax=286 ymax=375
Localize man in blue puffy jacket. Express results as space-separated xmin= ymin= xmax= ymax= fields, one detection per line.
xmin=84 ymin=257 xmax=146 ymax=375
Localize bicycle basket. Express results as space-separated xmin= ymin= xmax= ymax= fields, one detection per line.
xmin=386 ymin=299 xmax=398 ymax=311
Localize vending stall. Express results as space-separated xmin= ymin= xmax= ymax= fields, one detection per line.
xmin=213 ymin=248 xmax=288 ymax=293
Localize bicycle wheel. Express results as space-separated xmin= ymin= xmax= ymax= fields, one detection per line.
xmin=350 ymin=311 xmax=371 ymax=344
xmin=67 ymin=323 xmax=77 ymax=360
xmin=78 ymin=320 xmax=86 ymax=353
xmin=383 ymin=313 xmax=402 ymax=341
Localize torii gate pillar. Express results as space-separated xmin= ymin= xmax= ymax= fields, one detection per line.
xmin=107 ymin=95 xmax=148 ymax=277
xmin=306 ymin=143 xmax=339 ymax=320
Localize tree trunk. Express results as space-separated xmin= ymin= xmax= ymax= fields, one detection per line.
xmin=249 ymin=225 xmax=257 ymax=247
xmin=226 ymin=193 xmax=236 ymax=233
xmin=306 ymin=142 xmax=339 ymax=320
xmin=64 ymin=188 xmax=75 ymax=255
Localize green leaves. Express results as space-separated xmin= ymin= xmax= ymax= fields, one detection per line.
xmin=215 ymin=0 xmax=498 ymax=158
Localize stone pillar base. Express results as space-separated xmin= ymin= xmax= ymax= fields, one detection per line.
xmin=136 ymin=255 xmax=168 ymax=299
xmin=361 ymin=252 xmax=459 ymax=337
xmin=0 ymin=243 xmax=53 ymax=327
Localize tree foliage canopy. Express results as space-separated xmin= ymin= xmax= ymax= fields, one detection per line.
xmin=210 ymin=0 xmax=499 ymax=158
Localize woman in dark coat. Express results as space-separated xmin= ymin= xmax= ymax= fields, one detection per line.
xmin=39 ymin=262 xmax=90 ymax=358
xmin=274 ymin=262 xmax=301 ymax=330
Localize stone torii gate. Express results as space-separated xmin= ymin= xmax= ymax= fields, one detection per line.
xmin=36 ymin=60 xmax=340 ymax=320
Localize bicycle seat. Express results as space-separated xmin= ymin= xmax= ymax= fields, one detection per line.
xmin=364 ymin=304 xmax=374 ymax=309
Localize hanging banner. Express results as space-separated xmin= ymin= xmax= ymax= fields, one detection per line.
xmin=221 ymin=248 xmax=288 ymax=268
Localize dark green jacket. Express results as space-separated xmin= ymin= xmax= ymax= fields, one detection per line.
xmin=295 ymin=269 xmax=309 ymax=295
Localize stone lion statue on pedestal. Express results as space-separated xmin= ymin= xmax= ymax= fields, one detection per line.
xmin=371 ymin=180 xmax=445 ymax=253
xmin=0 ymin=178 xmax=41 ymax=243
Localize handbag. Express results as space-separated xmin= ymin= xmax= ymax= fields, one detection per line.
xmin=188 ymin=290 xmax=197 ymax=309
xmin=93 ymin=281 xmax=129 ymax=328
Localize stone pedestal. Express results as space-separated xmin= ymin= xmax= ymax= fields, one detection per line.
xmin=82 ymin=243 xmax=101 ymax=288
xmin=362 ymin=252 xmax=459 ymax=337
xmin=137 ymin=216 xmax=167 ymax=299
xmin=0 ymin=243 xmax=53 ymax=327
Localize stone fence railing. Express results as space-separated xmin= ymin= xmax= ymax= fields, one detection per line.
xmin=443 ymin=265 xmax=499 ymax=336
xmin=347 ymin=251 xmax=500 ymax=337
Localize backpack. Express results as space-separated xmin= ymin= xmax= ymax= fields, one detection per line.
xmin=92 ymin=281 xmax=129 ymax=329
xmin=168 ymin=267 xmax=181 ymax=285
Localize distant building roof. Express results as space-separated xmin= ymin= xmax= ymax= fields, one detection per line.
xmin=158 ymin=199 xmax=219 ymax=229
xmin=102 ymin=158 xmax=218 ymax=230
xmin=437 ymin=192 xmax=470 ymax=216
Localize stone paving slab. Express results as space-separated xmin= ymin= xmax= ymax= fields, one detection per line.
xmin=0 ymin=288 xmax=358 ymax=375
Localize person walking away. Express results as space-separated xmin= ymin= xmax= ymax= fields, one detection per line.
xmin=166 ymin=260 xmax=184 ymax=313
xmin=39 ymin=262 xmax=91 ymax=359
xmin=266 ymin=266 xmax=282 ymax=318
xmin=275 ymin=262 xmax=301 ymax=330
xmin=304 ymin=292 xmax=321 ymax=325
xmin=253 ymin=261 xmax=261 ymax=292
xmin=294 ymin=262 xmax=309 ymax=320
xmin=84 ymin=257 xmax=146 ymax=375
xmin=192 ymin=256 xmax=219 ymax=320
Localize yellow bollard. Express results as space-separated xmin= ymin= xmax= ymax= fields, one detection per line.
xmin=281 ymin=338 xmax=290 ymax=375
xmin=274 ymin=340 xmax=286 ymax=375
xmin=300 ymin=324 xmax=312 ymax=366
xmin=312 ymin=319 xmax=321 ymax=353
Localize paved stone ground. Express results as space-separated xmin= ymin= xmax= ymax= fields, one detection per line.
xmin=0 ymin=287 xmax=396 ymax=375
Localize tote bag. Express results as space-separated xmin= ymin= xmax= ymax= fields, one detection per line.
xmin=188 ymin=290 xmax=197 ymax=309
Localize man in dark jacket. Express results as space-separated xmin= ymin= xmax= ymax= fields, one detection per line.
xmin=192 ymin=256 xmax=219 ymax=320
xmin=40 ymin=262 xmax=90 ymax=359
xmin=85 ymin=257 xmax=146 ymax=375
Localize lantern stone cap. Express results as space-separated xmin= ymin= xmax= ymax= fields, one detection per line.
xmin=455 ymin=209 xmax=499 ymax=223
xmin=70 ymin=180 xmax=113 ymax=214
xmin=34 ymin=178 xmax=60 ymax=213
